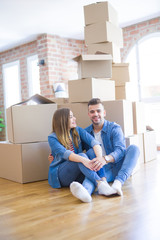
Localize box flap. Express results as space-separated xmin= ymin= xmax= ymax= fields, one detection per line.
xmin=13 ymin=94 xmax=55 ymax=106
xmin=113 ymin=63 xmax=129 ymax=67
xmin=73 ymin=54 xmax=112 ymax=62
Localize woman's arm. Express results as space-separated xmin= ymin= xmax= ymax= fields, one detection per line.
xmin=69 ymin=152 xmax=94 ymax=170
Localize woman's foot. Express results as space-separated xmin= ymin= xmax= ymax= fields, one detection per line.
xmin=112 ymin=180 xmax=123 ymax=196
xmin=97 ymin=181 xmax=116 ymax=196
xmin=70 ymin=182 xmax=92 ymax=203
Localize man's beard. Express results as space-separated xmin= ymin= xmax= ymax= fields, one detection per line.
xmin=92 ymin=118 xmax=102 ymax=125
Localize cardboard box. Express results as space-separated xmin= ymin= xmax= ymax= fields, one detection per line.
xmin=84 ymin=1 xmax=119 ymax=26
xmin=58 ymin=103 xmax=90 ymax=129
xmin=0 ymin=141 xmax=50 ymax=183
xmin=51 ymin=98 xmax=69 ymax=104
xmin=132 ymin=102 xmax=146 ymax=134
xmin=87 ymin=42 xmax=121 ymax=63
xmin=6 ymin=94 xmax=57 ymax=144
xmin=112 ymin=63 xmax=130 ymax=86
xmin=58 ymin=100 xmax=133 ymax=137
xmin=68 ymin=78 xmax=115 ymax=103
xmin=126 ymin=133 xmax=144 ymax=165
xmin=73 ymin=54 xmax=112 ymax=79
xmin=126 ymin=136 xmax=140 ymax=175
xmin=143 ymin=130 xmax=157 ymax=163
xmin=85 ymin=21 xmax=123 ymax=47
xmin=115 ymin=83 xmax=139 ymax=101
xmin=103 ymin=100 xmax=133 ymax=137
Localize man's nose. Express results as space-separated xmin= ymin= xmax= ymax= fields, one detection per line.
xmin=94 ymin=111 xmax=98 ymax=115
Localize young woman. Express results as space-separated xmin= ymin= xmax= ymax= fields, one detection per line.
xmin=48 ymin=108 xmax=116 ymax=203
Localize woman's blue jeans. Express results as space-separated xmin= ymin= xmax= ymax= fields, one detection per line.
xmin=82 ymin=144 xmax=140 ymax=195
xmin=58 ymin=150 xmax=105 ymax=187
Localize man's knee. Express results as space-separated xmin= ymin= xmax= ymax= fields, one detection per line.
xmin=126 ymin=144 xmax=140 ymax=156
xmin=86 ymin=148 xmax=96 ymax=160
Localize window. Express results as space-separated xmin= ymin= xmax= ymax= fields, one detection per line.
xmin=2 ymin=60 xmax=21 ymax=109
xmin=126 ymin=32 xmax=160 ymax=102
xmin=138 ymin=34 xmax=160 ymax=101
xmin=27 ymin=55 xmax=40 ymax=97
xmin=125 ymin=32 xmax=160 ymax=145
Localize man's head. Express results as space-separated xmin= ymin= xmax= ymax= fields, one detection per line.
xmin=88 ymin=98 xmax=106 ymax=127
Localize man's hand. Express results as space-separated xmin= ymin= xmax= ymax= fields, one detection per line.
xmin=91 ymin=156 xmax=106 ymax=171
xmin=48 ymin=154 xmax=54 ymax=164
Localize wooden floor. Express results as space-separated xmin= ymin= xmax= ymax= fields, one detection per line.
xmin=1 ymin=154 xmax=160 ymax=240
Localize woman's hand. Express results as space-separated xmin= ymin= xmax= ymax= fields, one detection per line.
xmin=48 ymin=154 xmax=54 ymax=164
xmin=81 ymin=158 xmax=95 ymax=171
xmin=91 ymin=157 xmax=106 ymax=171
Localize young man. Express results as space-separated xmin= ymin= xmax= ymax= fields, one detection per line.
xmin=81 ymin=98 xmax=140 ymax=197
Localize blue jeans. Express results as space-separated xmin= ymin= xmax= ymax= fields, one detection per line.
xmin=82 ymin=145 xmax=140 ymax=195
xmin=58 ymin=152 xmax=105 ymax=187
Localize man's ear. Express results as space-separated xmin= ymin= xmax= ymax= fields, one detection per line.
xmin=104 ymin=109 xmax=106 ymax=117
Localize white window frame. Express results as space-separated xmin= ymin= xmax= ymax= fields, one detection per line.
xmin=2 ymin=60 xmax=21 ymax=138
xmin=2 ymin=60 xmax=21 ymax=109
xmin=125 ymin=32 xmax=160 ymax=103
xmin=27 ymin=55 xmax=40 ymax=97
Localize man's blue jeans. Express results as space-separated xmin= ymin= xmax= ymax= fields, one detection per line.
xmin=83 ymin=145 xmax=140 ymax=195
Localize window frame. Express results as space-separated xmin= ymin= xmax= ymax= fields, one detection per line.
xmin=27 ymin=54 xmax=40 ymax=97
xmin=125 ymin=32 xmax=160 ymax=103
xmin=2 ymin=60 xmax=21 ymax=109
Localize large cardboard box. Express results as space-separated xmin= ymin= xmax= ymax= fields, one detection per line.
xmin=115 ymin=83 xmax=139 ymax=101
xmin=125 ymin=135 xmax=141 ymax=175
xmin=84 ymin=2 xmax=119 ymax=26
xmin=103 ymin=100 xmax=133 ymax=137
xmin=87 ymin=42 xmax=121 ymax=63
xmin=132 ymin=102 xmax=146 ymax=134
xmin=58 ymin=103 xmax=90 ymax=129
xmin=68 ymin=78 xmax=115 ymax=103
xmin=85 ymin=21 xmax=123 ymax=47
xmin=58 ymin=100 xmax=133 ymax=137
xmin=126 ymin=133 xmax=144 ymax=165
xmin=112 ymin=63 xmax=130 ymax=86
xmin=0 ymin=141 xmax=50 ymax=183
xmin=73 ymin=54 xmax=112 ymax=78
xmin=51 ymin=98 xmax=69 ymax=104
xmin=143 ymin=130 xmax=157 ymax=163
xmin=6 ymin=94 xmax=57 ymax=144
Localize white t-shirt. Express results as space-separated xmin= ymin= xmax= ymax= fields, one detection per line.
xmin=94 ymin=131 xmax=106 ymax=156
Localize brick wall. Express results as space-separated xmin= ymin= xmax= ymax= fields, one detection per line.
xmin=121 ymin=17 xmax=160 ymax=62
xmin=0 ymin=34 xmax=86 ymax=140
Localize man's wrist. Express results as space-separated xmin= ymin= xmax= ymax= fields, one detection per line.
xmin=103 ymin=155 xmax=111 ymax=164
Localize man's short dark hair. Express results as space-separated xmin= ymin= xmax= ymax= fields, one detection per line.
xmin=88 ymin=98 xmax=103 ymax=107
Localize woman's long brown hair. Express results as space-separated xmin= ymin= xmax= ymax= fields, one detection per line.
xmin=52 ymin=108 xmax=80 ymax=149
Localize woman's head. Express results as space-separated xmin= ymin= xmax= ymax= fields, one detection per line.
xmin=52 ymin=108 xmax=76 ymax=133
xmin=52 ymin=108 xmax=79 ymax=149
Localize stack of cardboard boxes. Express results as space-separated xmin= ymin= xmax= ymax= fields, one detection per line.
xmin=0 ymin=95 xmax=57 ymax=183
xmin=0 ymin=2 xmax=157 ymax=184
xmin=57 ymin=1 xmax=157 ymax=174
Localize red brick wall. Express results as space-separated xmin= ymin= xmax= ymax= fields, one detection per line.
xmin=37 ymin=34 xmax=86 ymax=98
xmin=121 ymin=17 xmax=160 ymax=62
xmin=0 ymin=34 xmax=86 ymax=140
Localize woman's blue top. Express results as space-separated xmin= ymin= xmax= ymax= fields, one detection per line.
xmin=48 ymin=126 xmax=99 ymax=188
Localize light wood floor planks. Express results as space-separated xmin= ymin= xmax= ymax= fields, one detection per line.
xmin=0 ymin=154 xmax=160 ymax=240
